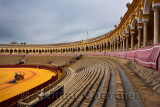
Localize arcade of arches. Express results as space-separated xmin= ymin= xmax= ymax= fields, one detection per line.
xmin=0 ymin=0 xmax=160 ymax=54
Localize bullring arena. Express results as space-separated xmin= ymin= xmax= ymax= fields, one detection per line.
xmin=0 ymin=68 xmax=56 ymax=102
xmin=1 ymin=0 xmax=160 ymax=107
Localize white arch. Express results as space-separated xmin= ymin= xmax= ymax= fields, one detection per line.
xmin=126 ymin=25 xmax=131 ymax=33
xmin=131 ymin=18 xmax=138 ymax=29
xmin=143 ymin=0 xmax=151 ymax=14
xmin=122 ymin=30 xmax=126 ymax=36
xmin=138 ymin=10 xmax=143 ymax=23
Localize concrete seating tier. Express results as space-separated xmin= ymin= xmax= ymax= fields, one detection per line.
xmin=1 ymin=55 xmax=160 ymax=107
xmin=0 ymin=55 xmax=23 ymax=65
xmin=49 ymin=57 xmax=101 ymax=107
xmin=23 ymin=55 xmax=75 ymax=66
xmin=49 ymin=56 xmax=147 ymax=107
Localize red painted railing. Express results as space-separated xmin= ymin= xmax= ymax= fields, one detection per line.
xmin=85 ymin=43 xmax=160 ymax=71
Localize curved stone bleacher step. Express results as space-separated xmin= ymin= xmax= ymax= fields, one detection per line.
xmin=63 ymin=66 xmax=98 ymax=106
xmin=57 ymin=64 xmax=99 ymax=107
xmin=49 ymin=64 xmax=97 ymax=107
xmin=64 ymin=66 xmax=96 ymax=106
xmin=64 ymin=57 xmax=124 ymax=107
xmin=70 ymin=57 xmax=98 ymax=71
xmin=52 ymin=68 xmax=72 ymax=91
xmin=89 ymin=61 xmax=109 ymax=107
xmin=57 ymin=65 xmax=97 ymax=107
xmin=78 ymin=63 xmax=104 ymax=107
xmin=70 ymin=59 xmax=113 ymax=107
xmin=63 ymin=66 xmax=91 ymax=94
xmin=104 ymin=59 xmax=145 ymax=107
xmin=94 ymin=61 xmax=111 ymax=107
xmin=44 ymin=67 xmax=69 ymax=93
xmin=106 ymin=60 xmax=125 ymax=107
xmin=63 ymin=68 xmax=86 ymax=92
xmin=70 ymin=57 xmax=144 ymax=107
xmin=67 ymin=65 xmax=100 ymax=107
xmin=64 ymin=65 xmax=94 ymax=92
xmin=50 ymin=67 xmax=87 ymax=106
xmin=103 ymin=63 xmax=117 ymax=107
xmin=50 ymin=56 xmax=148 ymax=107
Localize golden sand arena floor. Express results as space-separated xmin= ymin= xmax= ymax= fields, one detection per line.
xmin=0 ymin=68 xmax=56 ymax=102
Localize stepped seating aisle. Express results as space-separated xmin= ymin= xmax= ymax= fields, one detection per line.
xmin=112 ymin=62 xmax=143 ymax=106
xmin=77 ymin=58 xmax=125 ymax=107
xmin=94 ymin=61 xmax=110 ymax=107
xmin=109 ymin=57 xmax=160 ymax=107
xmin=103 ymin=63 xmax=117 ymax=107
xmin=105 ymin=59 xmax=143 ymax=107
xmin=79 ymin=63 xmax=105 ymax=107
xmin=106 ymin=60 xmax=125 ymax=106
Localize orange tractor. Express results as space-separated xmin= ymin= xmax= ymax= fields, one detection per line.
xmin=15 ymin=72 xmax=24 ymax=80
xmin=9 ymin=72 xmax=24 ymax=83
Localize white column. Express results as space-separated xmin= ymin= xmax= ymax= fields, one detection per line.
xmin=123 ymin=38 xmax=125 ymax=51
xmin=101 ymin=45 xmax=103 ymax=52
xmin=138 ymin=28 xmax=142 ymax=48
xmin=143 ymin=21 xmax=148 ymax=47
xmin=106 ymin=45 xmax=108 ymax=52
xmin=117 ymin=41 xmax=119 ymax=51
xmin=114 ymin=43 xmax=116 ymax=52
xmin=102 ymin=44 xmax=103 ymax=51
xmin=153 ymin=7 xmax=160 ymax=44
xmin=131 ymin=33 xmax=134 ymax=50
xmin=120 ymin=40 xmax=122 ymax=51
xmin=126 ymin=36 xmax=129 ymax=51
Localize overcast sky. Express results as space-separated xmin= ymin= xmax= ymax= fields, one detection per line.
xmin=0 ymin=0 xmax=133 ymax=44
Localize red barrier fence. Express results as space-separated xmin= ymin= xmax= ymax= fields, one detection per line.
xmin=135 ymin=45 xmax=160 ymax=69
xmin=85 ymin=43 xmax=160 ymax=71
xmin=158 ymin=57 xmax=160 ymax=72
xmin=126 ymin=50 xmax=137 ymax=61
xmin=119 ymin=51 xmax=127 ymax=59
xmin=0 ymin=65 xmax=60 ymax=107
